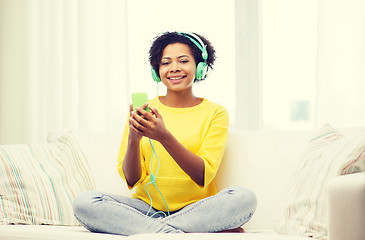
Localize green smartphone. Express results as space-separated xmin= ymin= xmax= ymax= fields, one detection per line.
xmin=131 ymin=92 xmax=150 ymax=112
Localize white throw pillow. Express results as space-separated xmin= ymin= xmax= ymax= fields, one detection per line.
xmin=48 ymin=130 xmax=132 ymax=196
xmin=275 ymin=124 xmax=365 ymax=239
xmin=0 ymin=133 xmax=95 ymax=225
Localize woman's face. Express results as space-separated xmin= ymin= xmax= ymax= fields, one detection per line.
xmin=159 ymin=43 xmax=197 ymax=93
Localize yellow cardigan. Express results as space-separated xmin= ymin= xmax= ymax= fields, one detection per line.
xmin=117 ymin=97 xmax=229 ymax=212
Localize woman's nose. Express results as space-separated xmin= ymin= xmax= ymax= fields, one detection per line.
xmin=170 ymin=62 xmax=180 ymax=72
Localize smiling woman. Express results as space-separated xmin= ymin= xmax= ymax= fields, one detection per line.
xmin=72 ymin=31 xmax=257 ymax=235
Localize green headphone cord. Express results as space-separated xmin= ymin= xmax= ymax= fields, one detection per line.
xmin=145 ymin=82 xmax=170 ymax=217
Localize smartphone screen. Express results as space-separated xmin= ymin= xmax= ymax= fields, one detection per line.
xmin=132 ymin=92 xmax=150 ymax=112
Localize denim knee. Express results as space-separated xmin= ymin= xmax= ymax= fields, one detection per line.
xmin=231 ymin=186 xmax=256 ymax=208
xmin=73 ymin=191 xmax=100 ymax=219
xmin=225 ymin=186 xmax=257 ymax=221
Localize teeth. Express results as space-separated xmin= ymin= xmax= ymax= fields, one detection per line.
xmin=169 ymin=76 xmax=183 ymax=80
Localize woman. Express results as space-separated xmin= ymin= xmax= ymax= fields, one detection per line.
xmin=73 ymin=31 xmax=256 ymax=235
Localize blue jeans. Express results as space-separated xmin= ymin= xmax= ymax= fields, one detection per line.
xmin=73 ymin=187 xmax=257 ymax=236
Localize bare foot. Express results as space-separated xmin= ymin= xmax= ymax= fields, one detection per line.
xmin=217 ymin=227 xmax=245 ymax=233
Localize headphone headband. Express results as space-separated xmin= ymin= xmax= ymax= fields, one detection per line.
xmin=178 ymin=32 xmax=208 ymax=61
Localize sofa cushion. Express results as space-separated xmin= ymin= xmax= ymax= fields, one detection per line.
xmin=216 ymin=130 xmax=312 ymax=230
xmin=0 ymin=225 xmax=315 ymax=240
xmin=275 ymin=124 xmax=365 ymax=239
xmin=0 ymin=132 xmax=95 ymax=225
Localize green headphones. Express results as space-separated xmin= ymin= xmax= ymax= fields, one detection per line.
xmin=151 ymin=32 xmax=208 ymax=82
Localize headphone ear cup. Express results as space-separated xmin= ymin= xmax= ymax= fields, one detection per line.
xmin=195 ymin=62 xmax=208 ymax=80
xmin=151 ymin=68 xmax=161 ymax=82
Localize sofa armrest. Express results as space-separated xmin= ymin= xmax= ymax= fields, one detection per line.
xmin=328 ymin=172 xmax=365 ymax=240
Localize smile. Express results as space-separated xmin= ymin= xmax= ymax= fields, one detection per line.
xmin=168 ymin=76 xmax=186 ymax=80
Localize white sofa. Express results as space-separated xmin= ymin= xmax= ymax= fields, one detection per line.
xmin=0 ymin=128 xmax=364 ymax=240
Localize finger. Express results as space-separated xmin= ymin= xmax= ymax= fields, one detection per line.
xmin=130 ymin=123 xmax=144 ymax=135
xmin=131 ymin=110 xmax=145 ymax=124
xmin=135 ymin=107 xmax=154 ymax=122
xmin=128 ymin=104 xmax=134 ymax=119
xmin=130 ymin=114 xmax=147 ymax=132
xmin=142 ymin=103 xmax=150 ymax=112
xmin=149 ymin=106 xmax=161 ymax=118
xmin=133 ymin=110 xmax=154 ymax=132
xmin=134 ymin=104 xmax=150 ymax=115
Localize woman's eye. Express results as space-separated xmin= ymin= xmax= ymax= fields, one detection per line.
xmin=161 ymin=62 xmax=170 ymax=66
xmin=181 ymin=60 xmax=189 ymax=64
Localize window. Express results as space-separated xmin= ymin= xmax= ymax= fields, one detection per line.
xmin=261 ymin=0 xmax=318 ymax=130
xmin=127 ymin=0 xmax=360 ymax=131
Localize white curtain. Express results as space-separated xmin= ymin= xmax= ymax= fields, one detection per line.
xmin=316 ymin=0 xmax=365 ymax=128
xmin=0 ymin=0 xmax=129 ymax=144
xmin=0 ymin=0 xmax=237 ymax=144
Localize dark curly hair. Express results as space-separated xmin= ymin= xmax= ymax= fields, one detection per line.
xmin=149 ymin=31 xmax=216 ymax=82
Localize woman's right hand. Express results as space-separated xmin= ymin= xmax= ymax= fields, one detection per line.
xmin=128 ymin=104 xmax=143 ymax=142
xmin=123 ymin=104 xmax=144 ymax=187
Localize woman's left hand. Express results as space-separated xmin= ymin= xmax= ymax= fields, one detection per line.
xmin=130 ymin=105 xmax=168 ymax=142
